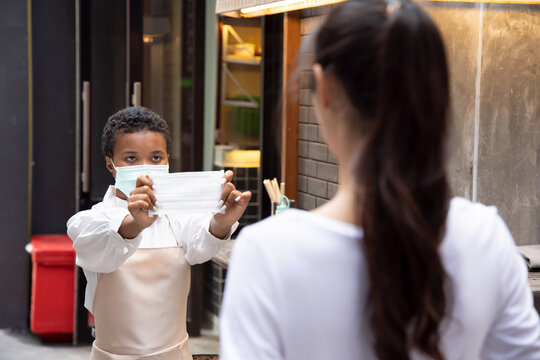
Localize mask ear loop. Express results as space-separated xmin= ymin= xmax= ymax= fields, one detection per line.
xmin=166 ymin=214 xmax=180 ymax=246
xmin=110 ymin=160 xmax=119 ymax=171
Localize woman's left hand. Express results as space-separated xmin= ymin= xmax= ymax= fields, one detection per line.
xmin=210 ymin=170 xmax=252 ymax=239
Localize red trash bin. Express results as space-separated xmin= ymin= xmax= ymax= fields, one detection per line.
xmin=28 ymin=234 xmax=75 ymax=340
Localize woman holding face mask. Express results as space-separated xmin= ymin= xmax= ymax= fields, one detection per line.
xmin=219 ymin=0 xmax=540 ymax=359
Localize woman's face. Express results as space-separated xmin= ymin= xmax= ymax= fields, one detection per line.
xmin=312 ymin=63 xmax=354 ymax=163
xmin=106 ymin=130 xmax=169 ymax=178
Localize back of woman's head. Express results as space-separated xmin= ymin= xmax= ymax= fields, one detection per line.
xmin=315 ymin=1 xmax=450 ymax=359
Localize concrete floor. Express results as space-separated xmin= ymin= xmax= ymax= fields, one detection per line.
xmin=0 ymin=328 xmax=219 ymax=359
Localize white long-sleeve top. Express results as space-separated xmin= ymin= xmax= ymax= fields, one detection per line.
xmin=220 ymin=197 xmax=540 ymax=360
xmin=67 ymin=186 xmax=236 ymax=313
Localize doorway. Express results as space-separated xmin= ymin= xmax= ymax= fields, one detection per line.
xmin=76 ymin=0 xmax=205 ymax=343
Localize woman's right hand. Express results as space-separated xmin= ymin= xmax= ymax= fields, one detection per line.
xmin=118 ymin=175 xmax=157 ymax=239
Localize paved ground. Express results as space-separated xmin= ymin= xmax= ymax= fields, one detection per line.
xmin=0 ymin=328 xmax=219 ymax=359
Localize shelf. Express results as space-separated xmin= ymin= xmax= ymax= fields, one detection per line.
xmin=214 ymin=147 xmax=261 ymax=168
xmin=224 ymin=56 xmax=261 ymax=65
xmin=223 ymin=99 xmax=260 ymax=108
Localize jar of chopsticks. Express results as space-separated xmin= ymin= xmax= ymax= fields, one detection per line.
xmin=263 ymin=178 xmax=295 ymax=215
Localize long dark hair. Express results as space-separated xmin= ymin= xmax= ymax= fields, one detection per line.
xmin=315 ymin=1 xmax=450 ymax=359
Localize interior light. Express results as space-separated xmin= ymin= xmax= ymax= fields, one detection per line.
xmin=226 ymin=150 xmax=260 ymax=168
xmin=238 ymin=0 xmax=346 ymax=17
xmin=214 ymin=146 xmax=261 ymax=168
xmin=240 ymin=0 xmax=292 ymax=14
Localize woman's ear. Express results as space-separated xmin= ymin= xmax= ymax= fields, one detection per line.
xmin=312 ymin=63 xmax=337 ymax=113
xmin=312 ymin=64 xmax=326 ymax=109
xmin=105 ymin=157 xmax=116 ymax=179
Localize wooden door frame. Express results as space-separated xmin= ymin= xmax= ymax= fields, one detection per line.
xmin=281 ymin=11 xmax=300 ymax=202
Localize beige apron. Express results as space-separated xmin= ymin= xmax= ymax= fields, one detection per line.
xmin=90 ymin=216 xmax=193 ymax=360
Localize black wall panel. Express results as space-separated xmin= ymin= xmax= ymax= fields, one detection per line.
xmin=0 ymin=0 xmax=31 ymax=329
xmin=32 ymin=0 xmax=76 ymax=233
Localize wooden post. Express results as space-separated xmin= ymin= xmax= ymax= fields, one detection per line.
xmin=281 ymin=11 xmax=300 ymax=202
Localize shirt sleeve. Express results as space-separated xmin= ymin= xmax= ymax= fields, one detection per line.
xmin=480 ymin=214 xmax=540 ymax=359
xmin=66 ymin=203 xmax=142 ymax=273
xmin=220 ymin=228 xmax=284 ymax=360
xmin=175 ymin=214 xmax=238 ymax=265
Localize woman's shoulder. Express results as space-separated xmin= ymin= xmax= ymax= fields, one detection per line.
xmin=240 ymin=208 xmax=360 ymax=237
xmin=449 ymin=196 xmax=497 ymax=214
xmin=235 ymin=208 xmax=361 ymax=253
xmin=443 ymin=196 xmax=515 ymax=261
xmin=237 ymin=209 xmax=313 ymax=243
xmin=447 ymin=197 xmax=502 ymax=235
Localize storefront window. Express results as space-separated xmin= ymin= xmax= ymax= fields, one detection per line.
xmin=215 ymin=18 xmax=263 ymax=230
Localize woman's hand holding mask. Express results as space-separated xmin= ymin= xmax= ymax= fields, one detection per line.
xmin=119 ymin=175 xmax=157 ymax=239
xmin=210 ymin=170 xmax=252 ymax=239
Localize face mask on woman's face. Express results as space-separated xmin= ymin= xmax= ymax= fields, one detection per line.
xmin=111 ymin=162 xmax=169 ymax=197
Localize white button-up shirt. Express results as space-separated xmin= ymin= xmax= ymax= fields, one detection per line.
xmin=67 ymin=186 xmax=236 ymax=313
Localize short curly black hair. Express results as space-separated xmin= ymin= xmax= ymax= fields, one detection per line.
xmin=102 ymin=106 xmax=171 ymax=159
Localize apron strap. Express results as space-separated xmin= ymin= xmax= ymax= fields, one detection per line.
xmin=166 ymin=214 xmax=180 ymax=246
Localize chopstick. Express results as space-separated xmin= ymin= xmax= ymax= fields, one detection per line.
xmin=263 ymin=180 xmax=278 ymax=202
xmin=272 ymin=178 xmax=281 ymax=200
xmin=263 ymin=178 xmax=285 ymax=203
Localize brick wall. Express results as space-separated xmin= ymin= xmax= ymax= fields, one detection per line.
xmin=295 ymin=4 xmax=540 ymax=245
xmin=297 ymin=6 xmax=337 ymax=210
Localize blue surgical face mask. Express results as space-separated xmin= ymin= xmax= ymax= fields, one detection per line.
xmin=111 ymin=161 xmax=169 ymax=197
